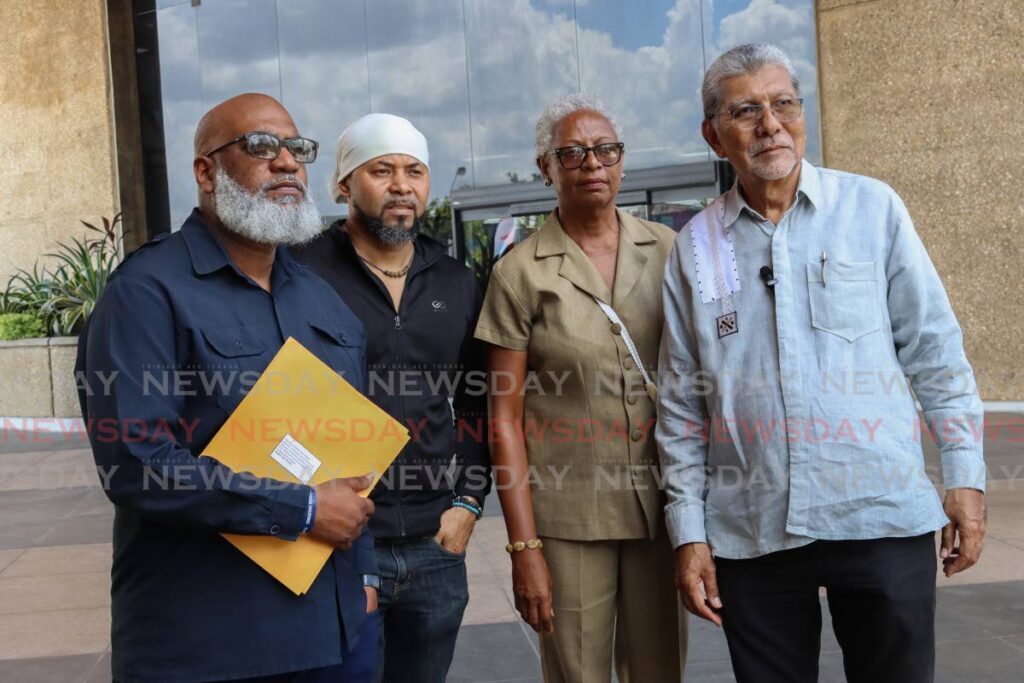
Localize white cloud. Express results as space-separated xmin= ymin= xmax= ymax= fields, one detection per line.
xmin=154 ymin=0 xmax=820 ymax=224
xmin=718 ymin=0 xmax=808 ymax=54
xmin=711 ymin=0 xmax=821 ymax=157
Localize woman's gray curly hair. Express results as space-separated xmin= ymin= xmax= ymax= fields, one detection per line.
xmin=534 ymin=93 xmax=623 ymax=159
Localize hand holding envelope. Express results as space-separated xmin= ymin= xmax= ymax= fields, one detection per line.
xmin=201 ymin=337 xmax=410 ymax=595
xmin=309 ymin=475 xmax=376 ymax=550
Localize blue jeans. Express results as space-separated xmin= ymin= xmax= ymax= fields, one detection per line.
xmin=373 ymin=536 xmax=469 ymax=683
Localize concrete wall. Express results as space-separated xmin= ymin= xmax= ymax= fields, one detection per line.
xmin=816 ymin=0 xmax=1024 ymax=400
xmin=0 ymin=0 xmax=119 ymax=282
xmin=0 ymin=338 xmax=79 ymax=418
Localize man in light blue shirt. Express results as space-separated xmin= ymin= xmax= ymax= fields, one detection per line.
xmin=656 ymin=44 xmax=987 ymax=683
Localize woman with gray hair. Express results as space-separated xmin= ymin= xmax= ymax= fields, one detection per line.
xmin=474 ymin=94 xmax=687 ymax=682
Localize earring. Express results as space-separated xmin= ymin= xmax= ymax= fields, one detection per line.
xmin=544 ymin=179 xmax=552 ymax=187
xmin=620 ymin=172 xmax=626 ymax=180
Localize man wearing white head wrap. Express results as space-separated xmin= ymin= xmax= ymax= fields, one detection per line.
xmin=330 ymin=113 xmax=430 ymax=203
xmin=327 ymin=113 xmax=431 ymax=253
xmin=293 ymin=114 xmax=491 ymax=683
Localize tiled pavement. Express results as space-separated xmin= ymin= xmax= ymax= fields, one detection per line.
xmin=0 ymin=414 xmax=1021 ymax=682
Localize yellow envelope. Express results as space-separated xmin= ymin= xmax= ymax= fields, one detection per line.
xmin=201 ymin=337 xmax=408 ymax=595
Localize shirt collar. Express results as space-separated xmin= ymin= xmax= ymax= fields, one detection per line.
xmin=535 ymin=207 xmax=656 ymax=258
xmin=181 ymin=207 xmax=299 ymax=281
xmin=182 ymin=209 xmax=232 ymax=275
xmin=722 ymin=157 xmax=819 ymax=227
xmin=722 ymin=181 xmax=746 ymax=228
xmin=796 ymin=158 xmax=821 ymax=208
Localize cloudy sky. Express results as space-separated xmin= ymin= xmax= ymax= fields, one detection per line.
xmin=154 ymin=0 xmax=819 ymax=229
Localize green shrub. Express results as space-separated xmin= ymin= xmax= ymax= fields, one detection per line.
xmin=5 ymin=265 xmax=54 ymax=315
xmin=3 ymin=214 xmax=121 ymax=337
xmin=0 ymin=288 xmax=24 ymax=314
xmin=39 ymin=236 xmax=119 ymax=336
xmin=0 ymin=312 xmax=46 ymax=341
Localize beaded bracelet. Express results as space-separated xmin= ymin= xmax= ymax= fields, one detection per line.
xmin=505 ymin=539 xmax=543 ymax=553
xmin=451 ymin=497 xmax=483 ymax=519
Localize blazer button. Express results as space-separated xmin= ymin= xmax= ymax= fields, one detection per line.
xmin=610 ymin=323 xmax=622 ymax=335
xmin=269 ymin=524 xmax=281 ymax=535
xmin=627 ymin=394 xmax=638 ymax=405
xmin=623 ymin=358 xmax=633 ymax=371
xmin=630 ymin=429 xmax=643 ymax=442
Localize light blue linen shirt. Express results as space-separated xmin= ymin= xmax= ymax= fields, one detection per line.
xmin=656 ymin=160 xmax=985 ymax=559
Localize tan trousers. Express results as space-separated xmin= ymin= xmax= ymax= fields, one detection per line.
xmin=538 ymin=532 xmax=687 ymax=683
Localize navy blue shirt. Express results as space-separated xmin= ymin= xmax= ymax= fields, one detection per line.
xmin=76 ymin=210 xmax=376 ymax=682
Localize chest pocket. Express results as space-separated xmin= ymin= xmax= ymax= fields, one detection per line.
xmin=200 ymin=327 xmax=267 ymax=365
xmin=199 ymin=327 xmax=267 ymax=414
xmin=308 ymin=321 xmax=364 ymax=381
xmin=806 ymin=260 xmax=882 ymax=342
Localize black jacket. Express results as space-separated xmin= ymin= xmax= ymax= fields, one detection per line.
xmin=293 ymin=223 xmax=491 ymax=539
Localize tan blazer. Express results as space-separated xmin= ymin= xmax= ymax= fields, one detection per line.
xmin=475 ymin=209 xmax=677 ymax=541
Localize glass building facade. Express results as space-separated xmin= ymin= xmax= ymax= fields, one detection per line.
xmin=138 ymin=0 xmax=820 ymax=284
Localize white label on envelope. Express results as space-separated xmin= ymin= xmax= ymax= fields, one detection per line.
xmin=270 ymin=434 xmax=322 ymax=484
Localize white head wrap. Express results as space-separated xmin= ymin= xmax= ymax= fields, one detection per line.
xmin=329 ymin=113 xmax=430 ymax=203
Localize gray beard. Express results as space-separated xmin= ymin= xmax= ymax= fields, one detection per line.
xmin=214 ymin=168 xmax=324 ymax=246
xmin=751 ymin=155 xmax=800 ymax=181
xmin=747 ymin=141 xmax=801 ymax=181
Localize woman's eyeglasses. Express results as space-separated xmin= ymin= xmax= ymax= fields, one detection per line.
xmin=545 ymin=142 xmax=624 ymax=170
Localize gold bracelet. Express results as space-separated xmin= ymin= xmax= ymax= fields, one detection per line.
xmin=505 ymin=539 xmax=543 ymax=553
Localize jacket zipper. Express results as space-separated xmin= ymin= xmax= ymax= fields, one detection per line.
xmin=352 ymin=235 xmax=433 ymax=539
xmin=393 ymin=311 xmax=408 ymax=536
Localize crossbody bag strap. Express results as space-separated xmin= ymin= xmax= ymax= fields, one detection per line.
xmin=593 ymin=298 xmax=658 ymax=402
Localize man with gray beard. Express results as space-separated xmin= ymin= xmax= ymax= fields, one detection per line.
xmin=77 ymin=94 xmax=381 ymax=682
xmin=656 ymin=44 xmax=986 ymax=682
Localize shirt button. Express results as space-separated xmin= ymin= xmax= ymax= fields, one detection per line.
xmin=610 ymin=323 xmax=622 ymax=335
xmin=340 ymin=334 xmax=347 ymax=343
xmin=234 ymin=340 xmax=243 ymax=349
xmin=623 ymin=358 xmax=633 ymax=371
xmin=630 ymin=429 xmax=643 ymax=442
xmin=627 ymin=394 xmax=638 ymax=405
xmin=269 ymin=524 xmax=281 ymax=535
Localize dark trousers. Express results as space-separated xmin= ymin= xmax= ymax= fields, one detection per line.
xmin=195 ymin=611 xmax=379 ymax=683
xmin=373 ymin=536 xmax=469 ymax=683
xmin=715 ymin=533 xmax=937 ymax=683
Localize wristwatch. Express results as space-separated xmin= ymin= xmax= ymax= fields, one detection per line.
xmin=362 ymin=574 xmax=381 ymax=590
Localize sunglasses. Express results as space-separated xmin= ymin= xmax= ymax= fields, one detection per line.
xmin=204 ymin=131 xmax=319 ymax=164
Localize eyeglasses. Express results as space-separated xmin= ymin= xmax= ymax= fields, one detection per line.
xmin=716 ymin=97 xmax=804 ymax=129
xmin=203 ymin=131 xmax=319 ymax=164
xmin=546 ymin=142 xmax=624 ymax=170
